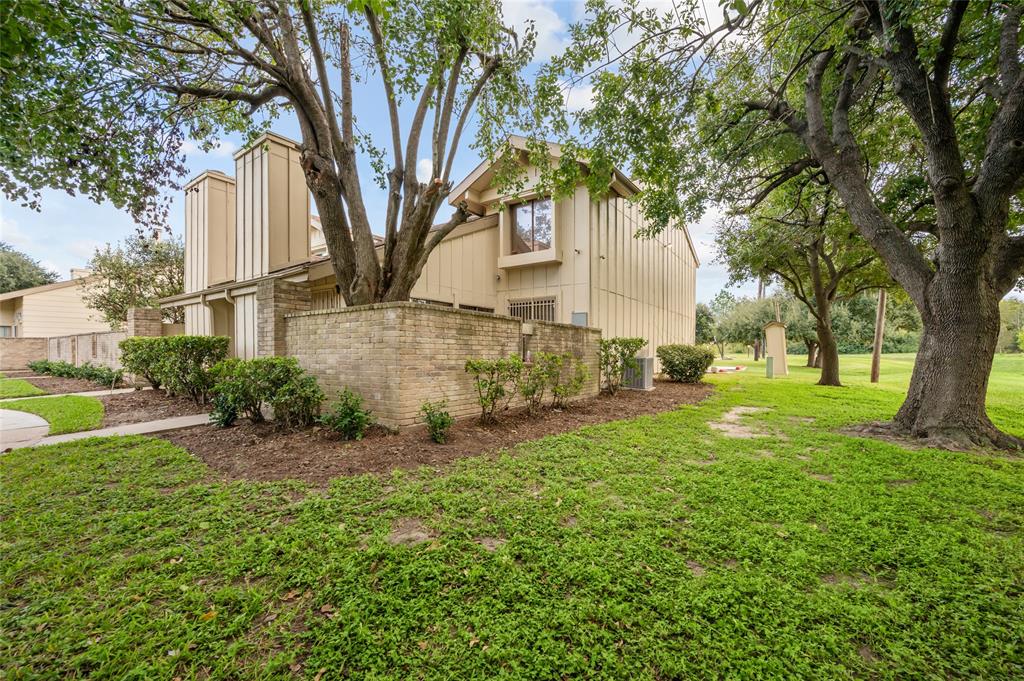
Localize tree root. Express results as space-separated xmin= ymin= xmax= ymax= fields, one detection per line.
xmin=842 ymin=421 xmax=1024 ymax=454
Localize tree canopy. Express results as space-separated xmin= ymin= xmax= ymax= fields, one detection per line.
xmin=1 ymin=0 xmax=539 ymax=304
xmin=0 ymin=242 xmax=58 ymax=293
xmin=82 ymin=235 xmax=185 ymax=327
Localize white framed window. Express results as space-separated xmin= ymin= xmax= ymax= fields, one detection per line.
xmin=508 ymin=297 xmax=555 ymax=322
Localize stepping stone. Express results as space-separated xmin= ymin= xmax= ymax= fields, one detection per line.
xmin=0 ymin=409 xmax=50 ymax=450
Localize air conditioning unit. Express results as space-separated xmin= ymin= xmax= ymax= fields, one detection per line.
xmin=623 ymin=356 xmax=654 ymax=391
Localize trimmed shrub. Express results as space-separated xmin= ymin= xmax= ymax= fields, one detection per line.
xmin=598 ymin=337 xmax=646 ymax=394
xmin=465 ymin=355 xmax=524 ymax=423
xmin=420 ymin=399 xmax=455 ymax=444
xmin=320 ymin=388 xmax=373 ymax=440
xmin=551 ymin=355 xmax=589 ymax=408
xmin=119 ymin=337 xmax=166 ymax=389
xmin=156 ymin=336 xmax=229 ymax=404
xmin=657 ymin=344 xmax=715 ymax=383
xmin=210 ymin=356 xmax=323 ymax=428
xmin=270 ymin=375 xmax=324 ymax=430
xmin=28 ymin=359 xmax=122 ymax=388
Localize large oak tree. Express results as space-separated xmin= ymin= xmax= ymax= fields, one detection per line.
xmin=547 ymin=0 xmax=1024 ymax=448
xmin=1 ymin=0 xmax=536 ymax=305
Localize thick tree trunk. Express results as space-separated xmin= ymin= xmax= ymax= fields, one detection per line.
xmin=893 ymin=270 xmax=1017 ymax=448
xmin=805 ymin=341 xmax=818 ymax=367
xmin=815 ymin=320 xmax=841 ymax=386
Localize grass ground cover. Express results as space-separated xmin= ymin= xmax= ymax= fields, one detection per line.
xmin=0 ymin=378 xmax=46 ymax=399
xmin=2 ymin=354 xmax=1022 ymax=678
xmin=1 ymin=395 xmax=104 ymax=434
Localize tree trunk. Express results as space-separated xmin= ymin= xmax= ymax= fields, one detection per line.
xmin=815 ymin=319 xmax=840 ymax=386
xmin=753 ymin=339 xmax=761 ymax=361
xmin=893 ymin=270 xmax=1017 ymax=448
xmin=870 ymin=289 xmax=886 ymax=383
xmin=805 ymin=341 xmax=818 ymax=367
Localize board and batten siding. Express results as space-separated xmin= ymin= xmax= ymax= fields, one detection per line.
xmin=234 ymin=133 xmax=310 ymax=281
xmin=588 ymin=195 xmax=696 ymax=360
xmin=184 ymin=171 xmax=235 ymax=295
xmin=233 ymin=293 xmax=258 ymax=359
xmin=18 ymin=283 xmax=112 ymax=337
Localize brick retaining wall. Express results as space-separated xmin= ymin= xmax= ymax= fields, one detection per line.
xmin=0 ymin=337 xmax=47 ymax=370
xmin=284 ymin=302 xmax=601 ymax=429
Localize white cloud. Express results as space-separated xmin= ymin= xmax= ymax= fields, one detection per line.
xmin=0 ymin=215 xmax=32 ymax=250
xmin=416 ymin=158 xmax=433 ymax=183
xmin=564 ymin=83 xmax=595 ymax=111
xmin=503 ymin=0 xmax=570 ymax=62
xmin=181 ymin=139 xmax=239 ymax=158
xmin=68 ymin=239 xmax=103 ymax=260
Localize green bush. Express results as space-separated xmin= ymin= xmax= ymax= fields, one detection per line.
xmin=465 ymin=355 xmax=524 ymax=423
xmin=270 ymin=375 xmax=324 ymax=430
xmin=119 ymin=337 xmax=166 ymax=388
xmin=420 ymin=399 xmax=455 ymax=444
xmin=156 ymin=336 xmax=229 ymax=404
xmin=551 ymin=355 xmax=589 ymax=408
xmin=28 ymin=358 xmax=122 ymax=387
xmin=208 ymin=393 xmax=238 ymax=428
xmin=520 ymin=354 xmax=558 ymax=414
xmin=656 ymin=344 xmax=715 ymax=383
xmin=320 ymin=388 xmax=373 ymax=440
xmin=598 ymin=337 xmax=646 ymax=394
xmin=210 ymin=356 xmax=323 ymax=428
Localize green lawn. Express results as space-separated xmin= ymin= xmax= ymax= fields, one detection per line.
xmin=2 ymin=354 xmax=1022 ymax=678
xmin=1 ymin=395 xmax=104 ymax=434
xmin=0 ymin=377 xmax=46 ymax=399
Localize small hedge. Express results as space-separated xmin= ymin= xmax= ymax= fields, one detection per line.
xmin=118 ymin=336 xmax=228 ymax=403
xmin=27 ymin=359 xmax=123 ymax=388
xmin=321 ymin=388 xmax=373 ymax=440
xmin=210 ymin=356 xmax=323 ymax=429
xmin=657 ymin=344 xmax=715 ymax=383
xmin=465 ymin=356 xmax=524 ymax=423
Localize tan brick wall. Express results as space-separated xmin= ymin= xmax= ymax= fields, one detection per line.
xmin=127 ymin=307 xmax=163 ymax=337
xmin=0 ymin=337 xmax=47 ymax=370
xmin=285 ymin=302 xmax=601 ymax=429
xmin=258 ymin=279 xmax=311 ymax=357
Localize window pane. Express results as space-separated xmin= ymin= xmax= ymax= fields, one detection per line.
xmin=511 ymin=202 xmax=533 ymax=254
xmin=532 ymin=198 xmax=553 ymax=251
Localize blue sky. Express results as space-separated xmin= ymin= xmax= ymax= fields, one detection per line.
xmin=0 ymin=0 xmax=754 ymax=304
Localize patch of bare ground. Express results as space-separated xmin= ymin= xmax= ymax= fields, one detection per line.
xmin=386 ymin=518 xmax=435 ymax=546
xmin=160 ymin=380 xmax=712 ymax=485
xmin=474 ymin=536 xmax=506 ymax=552
xmin=808 ymin=473 xmax=834 ymax=483
xmin=685 ymin=560 xmax=706 ymax=577
xmin=99 ymin=390 xmax=208 ymax=427
xmin=23 ymin=375 xmax=112 ymax=394
xmin=841 ymin=421 xmax=1024 ymax=454
xmin=821 ymin=572 xmax=892 ymax=589
xmin=858 ymin=645 xmax=880 ymax=664
xmin=709 ymin=406 xmax=769 ymax=438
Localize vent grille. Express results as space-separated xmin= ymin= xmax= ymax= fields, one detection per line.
xmin=623 ymin=357 xmax=654 ymax=391
xmin=508 ymin=297 xmax=555 ymax=322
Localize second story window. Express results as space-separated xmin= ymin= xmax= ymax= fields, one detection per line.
xmin=510 ymin=197 xmax=553 ymax=254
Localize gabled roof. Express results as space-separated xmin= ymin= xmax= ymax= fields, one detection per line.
xmin=449 ymin=135 xmax=639 ymax=207
xmin=0 ymin=277 xmax=88 ymax=302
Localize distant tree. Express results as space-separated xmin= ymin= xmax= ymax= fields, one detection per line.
xmin=717 ymin=297 xmax=775 ymax=354
xmin=1018 ymin=329 xmax=1024 ymax=353
xmin=0 ymin=242 xmax=57 ymax=293
xmin=695 ymin=303 xmax=714 ymax=345
xmin=708 ymin=290 xmax=738 ymax=357
xmin=998 ymin=297 xmax=1024 ymax=353
xmin=82 ymin=235 xmax=184 ymax=327
xmin=778 ymin=297 xmax=819 ymax=367
xmin=716 ymin=185 xmax=890 ymax=385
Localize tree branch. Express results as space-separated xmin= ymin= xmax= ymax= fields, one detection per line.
xmin=934 ymin=0 xmax=968 ymax=90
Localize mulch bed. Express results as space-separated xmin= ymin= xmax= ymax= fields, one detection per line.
xmin=99 ymin=390 xmax=209 ymax=428
xmin=23 ymin=375 xmax=109 ymax=395
xmin=161 ymin=380 xmax=713 ymax=486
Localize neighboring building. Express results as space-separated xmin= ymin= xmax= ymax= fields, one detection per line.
xmin=162 ymin=132 xmax=699 ymax=364
xmin=0 ymin=271 xmax=113 ymax=338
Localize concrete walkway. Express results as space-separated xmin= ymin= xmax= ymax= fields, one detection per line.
xmin=0 ymin=387 xmax=138 ymax=403
xmin=0 ymin=409 xmax=50 ymax=450
xmin=37 ymin=413 xmax=209 ymax=446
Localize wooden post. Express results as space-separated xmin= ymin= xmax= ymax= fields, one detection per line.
xmin=870 ymin=289 xmax=887 ymax=383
